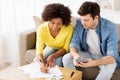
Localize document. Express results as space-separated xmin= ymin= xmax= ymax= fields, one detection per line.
xmin=18 ymin=62 xmax=63 ymax=78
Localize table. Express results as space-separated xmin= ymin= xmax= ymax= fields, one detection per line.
xmin=59 ymin=67 xmax=82 ymax=80
xmin=0 ymin=66 xmax=82 ymax=80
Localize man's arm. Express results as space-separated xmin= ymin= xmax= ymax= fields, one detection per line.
xmin=94 ymin=56 xmax=115 ymax=66
xmin=70 ymin=47 xmax=80 ymax=59
xmin=70 ymin=47 xmax=84 ymax=66
xmin=78 ymin=56 xmax=115 ymax=67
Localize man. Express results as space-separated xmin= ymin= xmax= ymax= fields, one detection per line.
xmin=63 ymin=1 xmax=120 ymax=80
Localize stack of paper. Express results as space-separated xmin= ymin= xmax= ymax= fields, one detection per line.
xmin=18 ymin=62 xmax=63 ymax=79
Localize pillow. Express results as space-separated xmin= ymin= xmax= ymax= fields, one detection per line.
xmin=33 ymin=16 xmax=77 ymax=28
xmin=71 ymin=16 xmax=77 ymax=27
xmin=118 ymin=41 xmax=120 ymax=56
xmin=33 ymin=16 xmax=44 ymax=28
xmin=116 ymin=24 xmax=120 ymax=55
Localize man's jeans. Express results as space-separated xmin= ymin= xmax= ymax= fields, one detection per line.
xmin=62 ymin=51 xmax=116 ymax=80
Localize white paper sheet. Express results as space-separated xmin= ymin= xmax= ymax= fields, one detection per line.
xmin=18 ymin=62 xmax=63 ymax=78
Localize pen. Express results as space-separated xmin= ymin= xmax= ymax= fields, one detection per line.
xmin=39 ymin=59 xmax=42 ymax=63
xmin=39 ymin=59 xmax=48 ymax=67
xmin=70 ymin=71 xmax=74 ymax=78
xmin=39 ymin=59 xmax=44 ymax=65
xmin=39 ymin=59 xmax=49 ymax=73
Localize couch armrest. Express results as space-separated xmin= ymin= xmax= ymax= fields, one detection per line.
xmin=19 ymin=28 xmax=36 ymax=65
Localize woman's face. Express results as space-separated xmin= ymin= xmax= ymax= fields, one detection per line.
xmin=48 ymin=18 xmax=63 ymax=31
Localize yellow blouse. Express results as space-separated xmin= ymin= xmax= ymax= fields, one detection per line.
xmin=36 ymin=22 xmax=73 ymax=55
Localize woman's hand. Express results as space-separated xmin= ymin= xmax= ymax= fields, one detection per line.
xmin=40 ymin=64 xmax=49 ymax=73
xmin=37 ymin=54 xmax=49 ymax=73
xmin=46 ymin=54 xmax=55 ymax=68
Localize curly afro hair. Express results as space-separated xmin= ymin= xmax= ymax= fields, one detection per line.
xmin=42 ymin=3 xmax=71 ymax=26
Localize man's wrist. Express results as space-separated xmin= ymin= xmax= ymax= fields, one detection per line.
xmin=93 ymin=60 xmax=98 ymax=66
xmin=71 ymin=52 xmax=80 ymax=59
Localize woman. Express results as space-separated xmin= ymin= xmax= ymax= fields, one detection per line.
xmin=36 ymin=3 xmax=73 ymax=73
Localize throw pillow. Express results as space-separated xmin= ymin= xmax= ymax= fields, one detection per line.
xmin=33 ymin=16 xmax=44 ymax=28
xmin=116 ymin=24 xmax=120 ymax=55
xmin=118 ymin=41 xmax=120 ymax=56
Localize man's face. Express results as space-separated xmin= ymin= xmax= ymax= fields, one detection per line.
xmin=80 ymin=14 xmax=98 ymax=29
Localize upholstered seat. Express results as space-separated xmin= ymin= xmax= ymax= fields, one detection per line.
xmin=19 ymin=16 xmax=120 ymax=80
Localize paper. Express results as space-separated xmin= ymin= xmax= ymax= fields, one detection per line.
xmin=18 ymin=62 xmax=63 ymax=78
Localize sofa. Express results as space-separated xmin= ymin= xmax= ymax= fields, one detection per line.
xmin=19 ymin=16 xmax=120 ymax=80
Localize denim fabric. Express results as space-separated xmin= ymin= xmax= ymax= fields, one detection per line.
xmin=33 ymin=46 xmax=63 ymax=67
xmin=70 ymin=17 xmax=120 ymax=67
xmin=43 ymin=46 xmax=63 ymax=67
xmin=63 ymin=51 xmax=116 ymax=80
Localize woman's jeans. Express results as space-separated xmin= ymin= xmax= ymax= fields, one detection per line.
xmin=34 ymin=46 xmax=63 ymax=67
xmin=62 ymin=51 xmax=116 ymax=80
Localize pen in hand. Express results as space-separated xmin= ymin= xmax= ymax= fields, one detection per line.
xmin=39 ymin=59 xmax=49 ymax=73
xmin=39 ymin=59 xmax=44 ymax=65
xmin=39 ymin=59 xmax=42 ymax=63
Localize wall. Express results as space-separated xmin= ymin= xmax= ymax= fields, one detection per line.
xmin=0 ymin=0 xmax=37 ymax=67
xmin=101 ymin=11 xmax=120 ymax=24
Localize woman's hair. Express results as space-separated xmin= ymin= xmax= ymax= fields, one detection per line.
xmin=78 ymin=1 xmax=100 ymax=19
xmin=42 ymin=3 xmax=71 ymax=26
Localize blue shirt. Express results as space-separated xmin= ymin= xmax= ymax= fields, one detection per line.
xmin=70 ymin=17 xmax=120 ymax=67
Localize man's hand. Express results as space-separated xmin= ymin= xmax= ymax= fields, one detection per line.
xmin=73 ymin=56 xmax=81 ymax=67
xmin=78 ymin=58 xmax=96 ymax=67
xmin=76 ymin=57 xmax=87 ymax=63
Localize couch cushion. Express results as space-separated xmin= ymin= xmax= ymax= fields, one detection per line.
xmin=25 ymin=49 xmax=36 ymax=63
xmin=76 ymin=67 xmax=99 ymax=79
xmin=111 ymin=68 xmax=120 ymax=80
xmin=33 ymin=16 xmax=45 ymax=28
xmin=76 ymin=67 xmax=120 ymax=80
xmin=71 ymin=16 xmax=77 ymax=27
xmin=33 ymin=16 xmax=77 ymax=28
xmin=116 ymin=24 xmax=120 ymax=55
